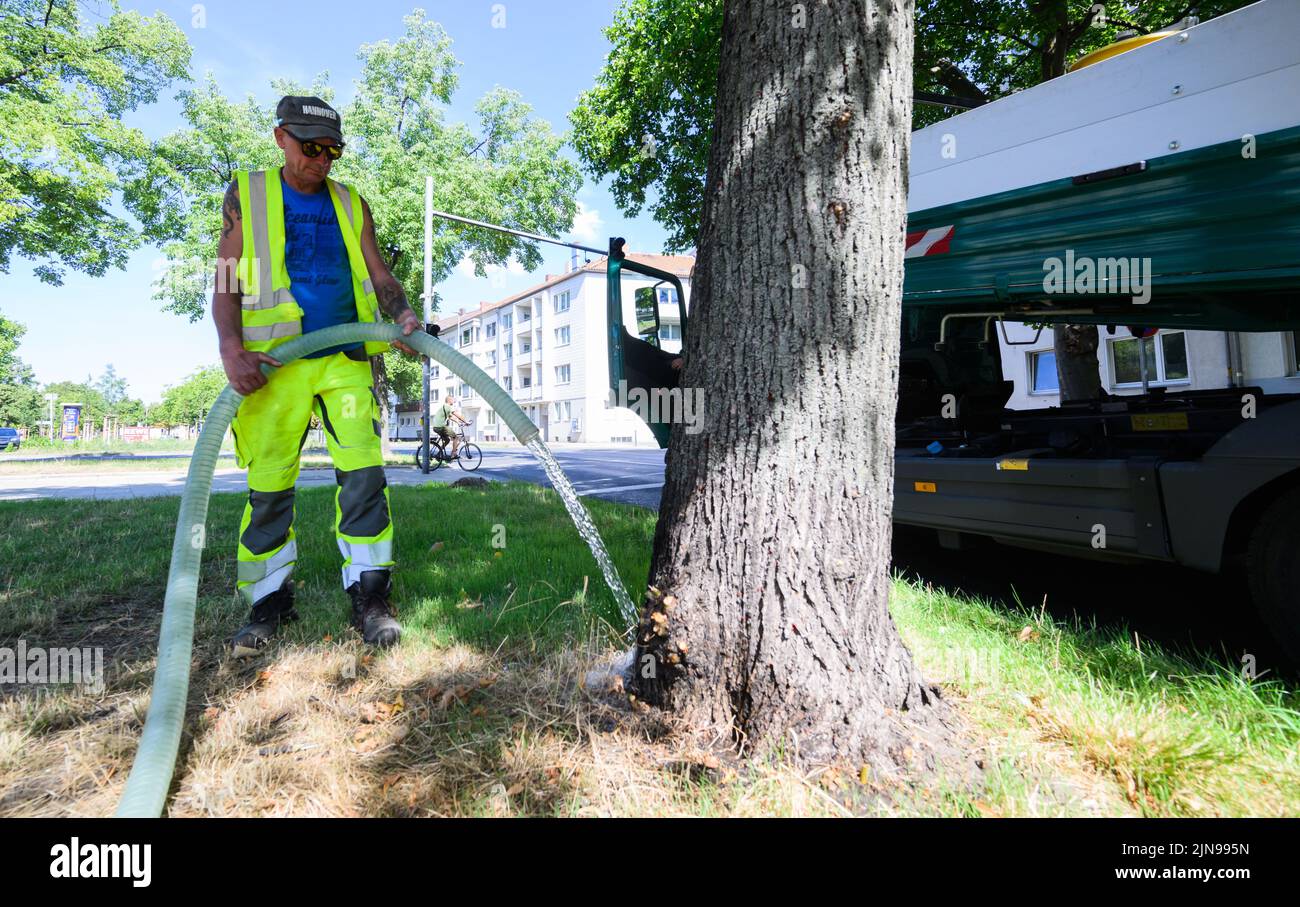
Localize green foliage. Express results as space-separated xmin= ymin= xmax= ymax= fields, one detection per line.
xmin=153 ymin=364 xmax=225 ymax=428
xmin=94 ymin=363 xmax=126 ymax=406
xmin=0 ymin=0 xmax=191 ymax=283
xmin=0 ymin=311 xmax=34 ymax=385
xmin=0 ymin=382 xmax=41 ymax=430
xmin=568 ymin=0 xmax=718 ymax=253
xmin=40 ymin=379 xmax=107 ymax=428
xmin=570 ymin=0 xmax=1252 ymax=248
xmin=141 ymin=10 xmax=583 ymax=404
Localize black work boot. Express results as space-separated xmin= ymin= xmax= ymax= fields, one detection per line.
xmin=347 ymin=569 xmax=401 ymax=649
xmin=229 ymin=580 xmax=299 ymax=658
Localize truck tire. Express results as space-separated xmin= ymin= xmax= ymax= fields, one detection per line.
xmin=1247 ymin=485 xmax=1300 ymax=666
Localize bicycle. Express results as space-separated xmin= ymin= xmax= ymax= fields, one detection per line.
xmin=415 ymin=425 xmax=482 ymax=472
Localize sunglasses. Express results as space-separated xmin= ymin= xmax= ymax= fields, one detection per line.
xmin=284 ymin=130 xmax=343 ymax=160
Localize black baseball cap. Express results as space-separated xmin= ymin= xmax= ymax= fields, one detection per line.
xmin=275 ymin=95 xmax=344 ymax=144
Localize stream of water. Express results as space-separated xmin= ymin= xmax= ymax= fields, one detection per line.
xmin=525 ymin=436 xmax=639 ymax=629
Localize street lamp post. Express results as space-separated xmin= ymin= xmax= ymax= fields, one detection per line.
xmin=43 ymin=394 xmax=57 ymax=440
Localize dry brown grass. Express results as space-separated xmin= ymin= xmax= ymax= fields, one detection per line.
xmin=3 ymin=635 xmax=924 ymax=818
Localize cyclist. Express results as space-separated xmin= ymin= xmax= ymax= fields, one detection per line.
xmin=431 ymin=394 xmax=469 ymax=461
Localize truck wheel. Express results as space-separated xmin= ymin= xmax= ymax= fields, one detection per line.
xmin=1247 ymin=485 xmax=1300 ymax=666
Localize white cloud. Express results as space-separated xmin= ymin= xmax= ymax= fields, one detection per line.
xmin=567 ymin=202 xmax=603 ymax=245
xmin=455 ymin=255 xmax=528 ymax=280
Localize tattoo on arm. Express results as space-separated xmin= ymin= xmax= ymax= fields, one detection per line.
xmin=377 ymin=280 xmax=414 ymax=319
xmin=221 ymin=181 xmax=239 ymax=239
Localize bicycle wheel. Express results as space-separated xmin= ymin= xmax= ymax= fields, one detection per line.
xmin=457 ymin=443 xmax=483 ymax=471
xmin=415 ymin=443 xmax=446 ymax=471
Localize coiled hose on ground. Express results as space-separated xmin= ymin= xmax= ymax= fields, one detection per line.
xmin=114 ymin=323 xmax=541 ymax=817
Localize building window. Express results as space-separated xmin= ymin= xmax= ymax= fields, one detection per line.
xmin=1028 ymin=351 xmax=1059 ymax=394
xmin=658 ymin=323 xmax=681 ymax=343
xmin=486 ymin=323 xmax=496 ymax=339
xmin=430 ymin=366 xmax=440 ymax=379
xmin=521 ymin=375 xmax=532 ymax=388
xmin=520 ymin=339 xmax=532 ymax=354
xmin=658 ymin=287 xmax=678 ymax=306
xmin=487 ymin=410 xmax=497 ymax=425
xmin=555 ymin=364 xmax=571 ymax=385
xmin=554 ymin=325 xmax=570 ymax=346
xmin=503 ymin=342 xmax=512 ymax=359
xmin=553 ymin=291 xmax=571 ymax=314
xmin=460 ymin=328 xmax=472 ymax=347
xmin=1110 ymin=332 xmax=1190 ymax=386
xmin=504 ymin=376 xmax=512 ymax=391
xmin=459 ymin=382 xmax=475 ymax=399
xmin=501 ymin=313 xmax=512 ymax=329
xmin=489 ymin=350 xmax=497 ymax=366
xmin=557 ymin=401 xmax=572 ymax=421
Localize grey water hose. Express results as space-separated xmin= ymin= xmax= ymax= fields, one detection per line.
xmin=114 ymin=323 xmax=539 ymax=817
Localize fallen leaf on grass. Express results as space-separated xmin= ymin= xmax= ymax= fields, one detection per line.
xmin=360 ymin=695 xmax=405 ymax=723
xmin=430 ymin=541 xmax=445 ymax=554
xmin=1017 ymin=625 xmax=1040 ymax=642
xmin=354 ymin=722 xmax=409 ymax=753
xmin=436 ymin=685 xmax=474 ymax=712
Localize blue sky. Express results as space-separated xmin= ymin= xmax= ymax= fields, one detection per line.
xmin=3 ymin=0 xmax=675 ymax=403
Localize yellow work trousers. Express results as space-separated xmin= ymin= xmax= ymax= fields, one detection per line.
xmin=230 ymin=352 xmax=394 ymax=607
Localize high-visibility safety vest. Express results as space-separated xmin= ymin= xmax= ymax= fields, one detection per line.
xmin=234 ymin=168 xmax=389 ymax=357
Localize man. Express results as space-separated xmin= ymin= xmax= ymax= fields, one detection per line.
xmin=214 ymin=95 xmax=422 ymax=657
xmin=431 ymin=394 xmax=468 ymax=461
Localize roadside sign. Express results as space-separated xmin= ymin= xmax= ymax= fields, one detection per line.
xmin=60 ymin=403 xmax=82 ymax=442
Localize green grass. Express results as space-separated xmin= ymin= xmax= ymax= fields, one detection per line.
xmin=1 ymin=485 xmax=1297 ymax=817
xmin=891 ymin=580 xmax=1300 ymax=816
xmin=1 ymin=437 xmax=208 ymax=457
xmin=0 ymin=482 xmax=651 ymax=652
xmin=0 ymin=453 xmax=410 ymax=475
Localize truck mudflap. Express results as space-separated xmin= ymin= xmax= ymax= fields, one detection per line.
xmin=893 ymin=453 xmax=1170 ymax=560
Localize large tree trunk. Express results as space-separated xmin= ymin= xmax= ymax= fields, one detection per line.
xmin=632 ymin=0 xmax=952 ymax=774
xmin=1052 ymin=324 xmax=1102 ymax=401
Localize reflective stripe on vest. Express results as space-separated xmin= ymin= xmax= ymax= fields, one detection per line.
xmin=235 ymin=168 xmax=386 ymax=355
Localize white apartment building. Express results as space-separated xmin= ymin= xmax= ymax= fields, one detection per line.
xmin=1000 ymin=325 xmax=1300 ymax=408
xmin=393 ymin=253 xmax=692 ymax=445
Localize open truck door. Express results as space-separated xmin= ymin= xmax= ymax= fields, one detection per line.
xmin=604 ymin=237 xmax=690 ymax=448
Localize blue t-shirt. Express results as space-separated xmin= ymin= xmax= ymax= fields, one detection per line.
xmin=281 ymin=174 xmax=362 ymax=359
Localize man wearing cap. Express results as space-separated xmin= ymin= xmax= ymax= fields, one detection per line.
xmin=214 ymin=96 xmax=422 ymax=656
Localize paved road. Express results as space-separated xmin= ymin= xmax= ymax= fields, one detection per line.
xmin=0 ymin=445 xmax=667 ymax=509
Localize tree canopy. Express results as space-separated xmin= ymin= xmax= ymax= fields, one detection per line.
xmin=1 ymin=311 xmax=35 ymax=385
xmin=0 ymin=0 xmax=190 ymax=283
xmin=153 ymin=364 xmax=225 ymax=428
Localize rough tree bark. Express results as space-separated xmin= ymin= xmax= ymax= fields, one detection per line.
xmin=1051 ymin=323 xmax=1102 ymax=401
xmin=631 ymin=0 xmax=955 ymax=775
